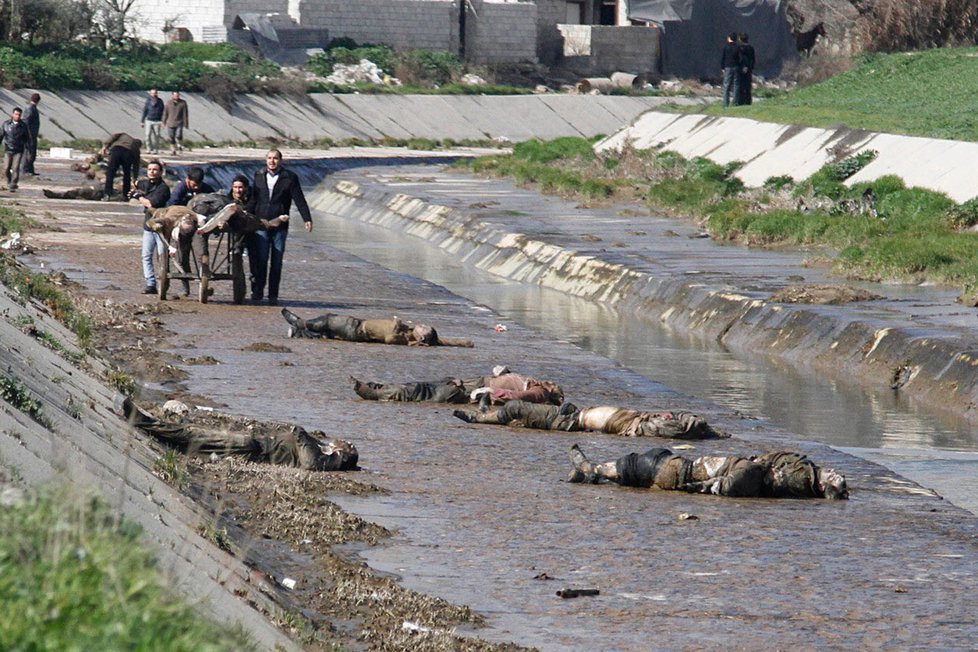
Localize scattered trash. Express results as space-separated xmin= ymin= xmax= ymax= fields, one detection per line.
xmin=557 ymin=588 xmax=600 ymax=599
xmin=460 ymin=73 xmax=487 ymax=86
xmin=299 ymin=539 xmax=313 ymax=545
xmin=678 ymin=512 xmax=699 ymax=521
xmin=280 ymin=577 xmax=296 ymax=590
xmin=894 ymin=585 xmax=908 ymax=593
xmin=402 ymin=621 xmax=431 ymax=633
xmin=494 ymin=324 xmax=508 ymax=332
xmin=0 ymin=232 xmax=21 ymax=250
xmin=326 ymin=59 xmax=401 ymax=86
xmin=162 ymin=399 xmax=190 ymax=416
xmin=195 ymin=405 xmax=214 ymax=412
xmin=673 ymin=444 xmax=695 ymax=450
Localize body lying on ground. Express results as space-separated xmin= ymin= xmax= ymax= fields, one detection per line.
xmin=568 ymin=444 xmax=848 ymax=499
xmin=115 ymin=396 xmax=359 ymax=471
xmin=282 ymin=308 xmax=474 ymax=347
xmin=351 ymin=367 xmax=563 ymax=405
xmin=43 ymin=185 xmax=107 ymax=201
xmin=453 ymin=400 xmax=728 ymax=439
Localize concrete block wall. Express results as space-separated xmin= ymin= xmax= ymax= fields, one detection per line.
xmin=534 ymin=0 xmax=567 ymax=65
xmin=467 ymin=1 xmax=538 ymax=64
xmin=297 ymin=0 xmax=458 ymax=52
xmin=559 ymin=24 xmax=657 ymax=74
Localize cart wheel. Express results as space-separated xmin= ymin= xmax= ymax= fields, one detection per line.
xmin=198 ymin=272 xmax=210 ymax=304
xmin=156 ymin=250 xmax=169 ymax=301
xmin=231 ymin=252 xmax=246 ymax=305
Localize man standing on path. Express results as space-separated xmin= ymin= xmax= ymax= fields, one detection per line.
xmin=738 ymin=33 xmax=755 ymax=106
xmin=140 ymin=89 xmax=164 ymax=153
xmin=248 ymin=149 xmax=312 ymax=305
xmin=131 ymin=159 xmax=171 ymax=294
xmin=100 ymin=132 xmax=142 ymax=200
xmin=721 ymin=32 xmax=742 ymax=108
xmin=0 ymin=108 xmax=29 ymax=192
xmin=162 ymin=91 xmax=189 ymax=155
xmin=21 ymin=93 xmax=40 ymax=175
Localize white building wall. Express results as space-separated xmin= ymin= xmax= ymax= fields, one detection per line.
xmin=130 ymin=0 xmax=288 ymax=43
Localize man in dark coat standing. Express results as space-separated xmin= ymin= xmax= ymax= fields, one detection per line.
xmin=738 ymin=33 xmax=755 ymax=106
xmin=248 ymin=149 xmax=312 ymax=305
xmin=721 ymin=32 xmax=742 ymax=108
xmin=21 ymin=93 xmax=40 ymax=175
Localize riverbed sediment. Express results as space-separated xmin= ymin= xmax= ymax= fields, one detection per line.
xmin=6 ymin=149 xmax=978 ymax=648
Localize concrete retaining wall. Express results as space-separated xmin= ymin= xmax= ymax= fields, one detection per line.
xmin=597 ymin=111 xmax=978 ymax=203
xmin=10 ymin=91 xmax=687 ymax=146
xmin=310 ymin=179 xmax=978 ymax=422
xmin=559 ymin=24 xmax=659 ymax=75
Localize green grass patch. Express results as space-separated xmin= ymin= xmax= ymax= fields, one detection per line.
xmin=713 ymin=47 xmax=978 ymax=141
xmin=0 ymin=374 xmax=43 ymax=423
xmin=0 ymin=485 xmax=254 ymax=651
xmin=465 ymin=137 xmax=978 ymax=290
xmin=0 ymin=257 xmax=93 ymax=348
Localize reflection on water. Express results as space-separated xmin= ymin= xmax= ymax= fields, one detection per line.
xmin=314 ymin=208 xmax=978 ymax=512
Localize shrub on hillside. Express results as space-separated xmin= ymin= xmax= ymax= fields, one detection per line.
xmin=855 ymin=0 xmax=978 ymax=51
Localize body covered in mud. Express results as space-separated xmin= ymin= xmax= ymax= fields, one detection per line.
xmin=282 ymin=308 xmax=473 ymax=347
xmin=568 ymin=445 xmax=847 ymax=499
xmin=453 ymin=400 xmax=727 ymax=439
xmin=116 ymin=397 xmax=359 ymax=471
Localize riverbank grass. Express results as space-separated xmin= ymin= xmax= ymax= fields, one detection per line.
xmin=0 ymin=485 xmax=254 ymax=651
xmin=460 ymin=138 xmax=978 ymax=293
xmin=714 ymin=47 xmax=978 ymax=142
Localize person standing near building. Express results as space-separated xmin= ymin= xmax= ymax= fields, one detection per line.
xmin=720 ymin=32 xmax=742 ymax=108
xmin=131 ymin=159 xmax=171 ymax=294
xmin=21 ymin=93 xmax=40 ymax=175
xmin=140 ymin=89 xmax=164 ymax=153
xmin=248 ymin=149 xmax=313 ymax=305
xmin=738 ymin=33 xmax=755 ymax=106
xmin=100 ymin=132 xmax=142 ymax=200
xmin=162 ymin=91 xmax=189 ymax=155
xmin=0 ymin=107 xmax=29 ymax=192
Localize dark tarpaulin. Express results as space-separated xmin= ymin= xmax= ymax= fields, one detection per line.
xmin=628 ymin=0 xmax=796 ymax=78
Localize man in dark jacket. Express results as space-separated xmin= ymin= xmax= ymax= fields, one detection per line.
xmin=132 ymin=159 xmax=171 ymax=294
xmin=737 ymin=33 xmax=755 ymax=106
xmin=0 ymin=107 xmax=29 ymax=191
xmin=100 ymin=132 xmax=142 ymax=199
xmin=721 ymin=32 xmax=742 ymax=108
xmin=140 ymin=89 xmax=164 ymax=153
xmin=21 ymin=93 xmax=40 ymax=175
xmin=248 ymin=149 xmax=312 ymax=305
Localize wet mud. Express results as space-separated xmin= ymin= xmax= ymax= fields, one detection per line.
xmin=13 ymin=151 xmax=978 ymax=649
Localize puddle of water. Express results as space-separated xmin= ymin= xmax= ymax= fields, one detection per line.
xmin=311 ymin=202 xmax=978 ymax=515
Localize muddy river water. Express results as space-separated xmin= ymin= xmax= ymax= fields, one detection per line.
xmin=302 ymin=163 xmax=978 ymax=516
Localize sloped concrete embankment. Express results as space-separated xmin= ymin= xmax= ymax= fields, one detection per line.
xmin=1 ymin=89 xmax=688 ymax=145
xmin=597 ymin=111 xmax=978 ymax=203
xmin=0 ymin=289 xmax=295 ymax=649
xmin=311 ymin=180 xmax=978 ymax=422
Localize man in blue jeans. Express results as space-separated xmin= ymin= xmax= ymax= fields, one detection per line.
xmin=721 ymin=32 xmax=742 ymax=108
xmin=248 ymin=149 xmax=313 ymax=305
